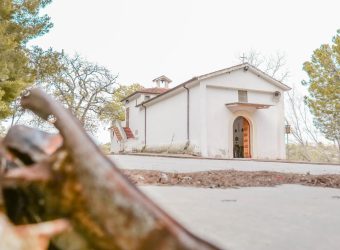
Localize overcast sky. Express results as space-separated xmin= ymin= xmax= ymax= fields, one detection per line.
xmin=29 ymin=0 xmax=339 ymax=143
xmin=32 ymin=0 xmax=339 ymax=89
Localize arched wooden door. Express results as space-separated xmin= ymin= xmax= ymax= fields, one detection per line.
xmin=233 ymin=116 xmax=251 ymax=158
xmin=243 ymin=118 xmax=251 ymax=158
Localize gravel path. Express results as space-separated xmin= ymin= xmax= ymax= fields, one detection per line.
xmin=123 ymin=169 xmax=340 ymax=189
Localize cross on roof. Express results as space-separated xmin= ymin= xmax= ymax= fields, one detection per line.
xmin=240 ymin=53 xmax=247 ymax=63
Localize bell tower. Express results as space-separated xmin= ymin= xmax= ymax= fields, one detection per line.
xmin=152 ymin=75 xmax=172 ymax=88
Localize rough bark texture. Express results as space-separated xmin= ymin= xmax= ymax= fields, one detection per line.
xmin=0 ymin=88 xmax=221 ymax=250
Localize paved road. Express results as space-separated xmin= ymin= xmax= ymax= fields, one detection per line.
xmin=141 ymin=185 xmax=340 ymax=250
xmin=109 ymin=155 xmax=340 ymax=175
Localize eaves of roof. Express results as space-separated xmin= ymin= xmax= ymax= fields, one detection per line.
xmin=120 ymin=88 xmax=168 ymax=102
xmin=198 ymin=63 xmax=291 ymax=90
xmin=136 ymin=77 xmax=198 ymax=107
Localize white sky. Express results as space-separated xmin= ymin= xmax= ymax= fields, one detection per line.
xmin=33 ymin=0 xmax=339 ymax=88
xmin=29 ymin=0 xmax=339 ymax=143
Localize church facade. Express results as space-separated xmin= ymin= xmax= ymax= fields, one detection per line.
xmin=110 ymin=63 xmax=291 ymax=159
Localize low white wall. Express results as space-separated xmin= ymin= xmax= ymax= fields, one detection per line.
xmin=110 ymin=129 xmax=121 ymax=153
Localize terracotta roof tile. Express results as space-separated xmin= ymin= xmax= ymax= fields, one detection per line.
xmin=121 ymin=87 xmax=169 ymax=102
xmin=139 ymin=87 xmax=169 ymax=94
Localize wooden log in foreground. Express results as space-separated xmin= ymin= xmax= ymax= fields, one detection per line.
xmin=0 ymin=88 xmax=222 ymax=250
xmin=0 ymin=213 xmax=69 ymax=250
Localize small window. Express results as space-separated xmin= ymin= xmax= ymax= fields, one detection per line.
xmin=238 ymin=90 xmax=248 ymax=102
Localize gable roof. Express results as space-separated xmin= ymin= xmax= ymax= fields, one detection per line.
xmin=136 ymin=77 xmax=198 ymax=106
xmin=138 ymin=63 xmax=291 ymax=107
xmin=198 ymin=63 xmax=291 ymax=90
xmin=121 ymin=87 xmax=169 ymax=102
xmin=140 ymin=87 xmax=169 ymax=94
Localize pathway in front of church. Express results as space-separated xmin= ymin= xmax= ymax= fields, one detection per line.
xmin=141 ymin=185 xmax=340 ymax=250
xmin=109 ymin=154 xmax=340 ymax=175
xmin=110 ymin=154 xmax=340 ymax=250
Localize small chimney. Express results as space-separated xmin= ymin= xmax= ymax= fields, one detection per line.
xmin=152 ymin=75 xmax=172 ymax=89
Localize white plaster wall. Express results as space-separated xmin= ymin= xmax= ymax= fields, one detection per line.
xmin=111 ymin=93 xmax=159 ymax=152
xmin=146 ymin=90 xmax=187 ymax=149
xmin=187 ymin=84 xmax=201 ymax=153
xmin=110 ymin=129 xmax=121 ymax=153
xmin=205 ymin=87 xmax=236 ymax=157
xmin=202 ymin=69 xmax=286 ymax=159
xmin=119 ymin=86 xmax=202 ymax=154
xmin=242 ymin=91 xmax=285 ymax=159
xmin=110 ymin=121 xmax=125 ymax=153
xmin=123 ymin=93 xmax=158 ymax=147
xmin=248 ymin=91 xmax=280 ymax=105
xmin=205 ymin=91 xmax=285 ymax=159
xmin=125 ymin=100 xmax=145 ymax=144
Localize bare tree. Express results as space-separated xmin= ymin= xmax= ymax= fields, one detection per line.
xmin=238 ymin=50 xmax=338 ymax=162
xmin=2 ymin=53 xmax=117 ymax=135
xmin=284 ymin=86 xmax=333 ymax=161
xmin=8 ymin=99 xmax=25 ymax=127
xmin=39 ymin=54 xmax=118 ymax=132
xmin=239 ymin=49 xmax=289 ymax=82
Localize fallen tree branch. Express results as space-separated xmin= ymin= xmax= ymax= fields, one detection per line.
xmin=0 ymin=88 xmax=221 ymax=250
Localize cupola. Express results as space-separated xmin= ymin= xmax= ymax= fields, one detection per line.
xmin=152 ymin=75 xmax=172 ymax=88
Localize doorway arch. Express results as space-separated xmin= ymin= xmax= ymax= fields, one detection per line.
xmin=233 ymin=116 xmax=251 ymax=158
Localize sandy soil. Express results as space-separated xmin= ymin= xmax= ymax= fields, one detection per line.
xmin=122 ymin=169 xmax=340 ymax=189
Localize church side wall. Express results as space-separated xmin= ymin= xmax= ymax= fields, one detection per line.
xmin=127 ymin=99 xmax=141 ymax=139
xmin=112 ymin=93 xmax=158 ymax=153
xmin=145 ymin=90 xmax=188 ymax=153
xmin=125 ymin=96 xmax=146 ymax=147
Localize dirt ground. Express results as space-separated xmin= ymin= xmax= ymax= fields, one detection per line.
xmin=122 ymin=169 xmax=340 ymax=189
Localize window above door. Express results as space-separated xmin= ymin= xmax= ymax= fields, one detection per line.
xmin=238 ymin=90 xmax=248 ymax=102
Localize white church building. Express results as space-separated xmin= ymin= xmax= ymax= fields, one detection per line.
xmin=110 ymin=63 xmax=291 ymax=159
